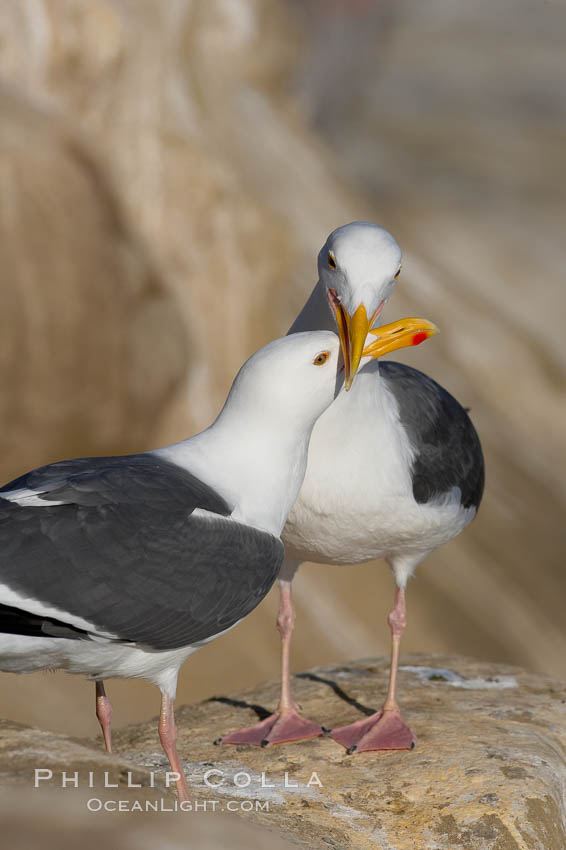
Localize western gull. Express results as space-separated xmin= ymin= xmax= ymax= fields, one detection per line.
xmin=221 ymin=222 xmax=484 ymax=752
xmin=0 ymin=331 xmax=349 ymax=800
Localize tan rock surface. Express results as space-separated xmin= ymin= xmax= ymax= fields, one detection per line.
xmin=0 ymin=87 xmax=189 ymax=482
xmin=0 ymin=0 xmax=361 ymax=432
xmin=0 ymin=789 xmax=296 ymax=850
xmin=2 ymin=656 xmax=565 ymax=849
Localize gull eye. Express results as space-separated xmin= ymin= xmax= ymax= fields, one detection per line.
xmin=328 ymin=253 xmax=337 ymax=270
xmin=394 ymin=266 xmax=402 ymax=279
xmin=313 ymin=351 xmax=330 ymax=366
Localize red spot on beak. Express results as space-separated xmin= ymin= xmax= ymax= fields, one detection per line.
xmin=412 ymin=332 xmax=428 ymax=346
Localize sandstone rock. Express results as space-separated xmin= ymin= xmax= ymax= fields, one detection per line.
xmin=0 ymin=789 xmax=296 ymax=850
xmin=0 ymin=86 xmax=188 ymax=482
xmin=0 ymin=0 xmax=362 ymax=435
xmin=2 ymin=656 xmax=565 ymax=849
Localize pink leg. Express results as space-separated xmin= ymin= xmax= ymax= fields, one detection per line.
xmin=95 ymin=681 xmax=113 ymax=753
xmin=221 ymin=577 xmax=323 ymax=746
xmin=158 ymin=691 xmax=190 ymax=802
xmin=330 ymin=587 xmax=417 ymax=753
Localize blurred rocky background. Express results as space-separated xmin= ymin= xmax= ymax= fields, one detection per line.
xmin=0 ymin=0 xmax=564 ymax=740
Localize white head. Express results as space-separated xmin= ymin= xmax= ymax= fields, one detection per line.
xmin=219 ymin=331 xmax=341 ymax=435
xmin=317 ymin=222 xmax=402 ymax=388
xmin=201 ymin=331 xmax=341 ymax=534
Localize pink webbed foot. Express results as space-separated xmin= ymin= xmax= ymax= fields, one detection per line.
xmin=330 ymin=708 xmax=417 ymax=754
xmin=220 ymin=709 xmax=324 ymax=747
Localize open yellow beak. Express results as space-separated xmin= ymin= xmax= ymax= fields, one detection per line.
xmin=328 ymin=290 xmax=438 ymax=390
xmin=329 ymin=287 xmax=439 ymax=390
xmin=361 ymin=317 xmax=439 ymax=361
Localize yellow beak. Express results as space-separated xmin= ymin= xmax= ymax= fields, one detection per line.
xmin=328 ymin=296 xmax=379 ymax=391
xmin=361 ymin=317 xmax=439 ymax=361
xmin=348 ymin=304 xmax=372 ymax=390
xmin=328 ymin=287 xmax=439 ymax=390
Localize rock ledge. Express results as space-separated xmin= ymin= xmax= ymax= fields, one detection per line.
xmin=2 ymin=655 xmax=565 ymax=850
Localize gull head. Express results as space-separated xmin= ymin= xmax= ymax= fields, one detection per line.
xmin=318 ymin=222 xmax=402 ymax=389
xmin=224 ymin=331 xmax=342 ymax=434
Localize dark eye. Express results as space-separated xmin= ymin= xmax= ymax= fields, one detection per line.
xmin=328 ymin=253 xmax=336 ymax=269
xmin=313 ymin=351 xmax=330 ymax=366
xmin=394 ymin=266 xmax=402 ymax=279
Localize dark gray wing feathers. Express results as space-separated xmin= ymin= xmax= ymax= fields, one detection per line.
xmin=381 ymin=362 xmax=484 ymax=510
xmin=0 ymin=454 xmax=283 ymax=650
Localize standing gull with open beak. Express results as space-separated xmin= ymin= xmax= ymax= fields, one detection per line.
xmin=221 ymin=221 xmax=483 ymax=753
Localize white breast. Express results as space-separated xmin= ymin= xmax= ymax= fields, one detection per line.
xmin=282 ymin=364 xmax=474 ymax=565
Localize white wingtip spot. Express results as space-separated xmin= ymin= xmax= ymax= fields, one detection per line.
xmin=0 ymin=488 xmax=65 ymax=507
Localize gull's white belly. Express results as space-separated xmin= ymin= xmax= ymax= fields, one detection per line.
xmin=0 ymin=621 xmax=241 ymax=698
xmin=283 ymin=492 xmax=474 ymax=565
xmin=0 ymin=634 xmax=197 ymax=696
xmin=282 ymin=366 xmax=474 ymax=565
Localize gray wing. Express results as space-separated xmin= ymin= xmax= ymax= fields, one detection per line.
xmin=381 ymin=362 xmax=484 ymax=510
xmin=0 ymin=454 xmax=284 ymax=650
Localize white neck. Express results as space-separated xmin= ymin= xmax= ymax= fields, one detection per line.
xmin=288 ymin=281 xmax=336 ymax=335
xmin=153 ymin=406 xmax=312 ymax=538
